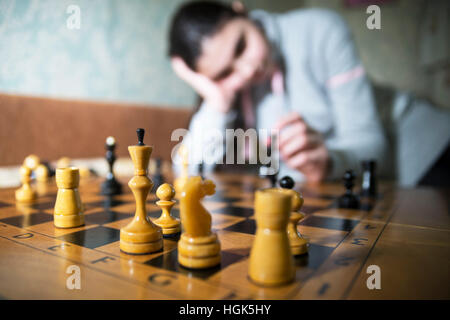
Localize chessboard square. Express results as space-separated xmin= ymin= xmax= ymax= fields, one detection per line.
xmin=233 ymin=200 xmax=254 ymax=208
xmin=294 ymin=243 xmax=335 ymax=270
xmin=0 ymin=212 xmax=53 ymax=228
xmin=205 ymin=196 xmax=242 ymax=204
xmin=313 ymin=208 xmax=367 ymax=221
xmin=301 ymin=205 xmax=330 ymax=214
xmin=0 ymin=201 xmax=12 ymax=209
xmin=300 ymin=189 xmax=336 ymax=200
xmin=299 ymin=225 xmax=348 ymax=248
xmin=107 ymin=203 xmax=136 ymax=214
xmin=84 ymin=210 xmax=132 ymax=224
xmin=330 ymin=199 xmax=373 ymax=212
xmin=211 ymin=213 xmax=246 ymax=230
xmin=303 ymin=198 xmax=333 ymax=207
xmin=0 ymin=205 xmax=39 ymax=219
xmin=203 ymin=202 xmax=228 ymax=212
xmin=84 ymin=198 xmax=129 ymax=210
xmin=216 ymin=230 xmax=253 ymax=256
xmin=103 ymin=217 xmax=133 ymax=230
xmin=28 ymin=221 xmax=98 ymax=237
xmin=300 ymin=215 xmax=359 ymax=232
xmin=56 ymin=226 xmax=120 ymax=249
xmin=148 ymin=208 xmax=179 ymax=219
xmin=144 ymin=248 xmax=245 ymax=280
xmin=29 ymin=201 xmax=55 ymax=211
xmin=223 ymin=219 xmax=255 ymax=234
xmin=213 ymin=206 xmax=253 ymax=218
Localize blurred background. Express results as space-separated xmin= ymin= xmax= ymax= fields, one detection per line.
xmin=0 ymin=0 xmax=448 ymax=187
xmin=1 ymin=0 xmax=448 ymax=109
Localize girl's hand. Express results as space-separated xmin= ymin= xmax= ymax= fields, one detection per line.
xmin=274 ymin=112 xmax=331 ymax=182
xmin=171 ymin=57 xmax=235 ymax=113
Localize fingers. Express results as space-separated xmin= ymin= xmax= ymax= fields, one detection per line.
xmin=171 ymin=57 xmax=233 ymax=113
xmin=278 ymin=122 xmax=308 ymax=148
xmin=171 ymin=57 xmax=195 ymax=81
xmin=171 ymin=57 xmax=208 ymax=93
xmin=280 ymin=132 xmax=321 ymax=159
xmin=274 ymin=112 xmax=304 ymax=131
xmin=285 ymin=151 xmax=310 ymax=171
xmin=284 ymin=145 xmax=329 ymax=183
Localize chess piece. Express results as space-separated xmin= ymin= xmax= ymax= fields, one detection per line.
xmin=154 ymin=183 xmax=181 ymax=237
xmin=101 ymin=136 xmax=122 ymax=195
xmin=54 ymin=167 xmax=84 ymax=228
xmin=197 ymin=161 xmax=204 ymax=179
xmin=15 ymin=166 xmax=36 ymax=203
xmin=79 ymin=167 xmax=93 ymax=179
xmin=174 ymin=144 xmax=189 ymax=196
xmin=361 ymin=160 xmax=377 ymax=197
xmin=57 ymin=157 xmax=71 ymax=168
xmin=120 ymin=128 xmax=163 ymax=254
xmin=178 ymin=176 xmax=221 ymax=269
xmin=249 ymin=188 xmax=295 ymax=286
xmin=35 ymin=163 xmax=49 ymax=182
xmin=152 ymin=158 xmax=165 ymax=191
xmin=23 ymin=154 xmax=40 ymax=171
xmin=338 ymin=170 xmax=360 ymax=209
xmin=279 ymin=176 xmax=309 ymax=256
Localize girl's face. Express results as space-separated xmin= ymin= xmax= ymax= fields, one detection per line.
xmin=196 ymin=17 xmax=272 ymax=92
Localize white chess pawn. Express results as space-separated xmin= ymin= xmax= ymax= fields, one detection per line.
xmin=15 ymin=166 xmax=36 ymax=203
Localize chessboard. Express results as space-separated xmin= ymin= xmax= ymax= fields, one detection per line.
xmin=0 ymin=172 xmax=448 ymax=299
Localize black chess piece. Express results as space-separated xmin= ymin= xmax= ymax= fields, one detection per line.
xmin=361 ymin=160 xmax=377 ymax=197
xmin=279 ymin=176 xmax=295 ymax=189
xmin=152 ymin=157 xmax=165 ymax=192
xmin=42 ymin=161 xmax=55 ymax=177
xmin=101 ymin=136 xmax=122 ymax=196
xmin=198 ymin=161 xmax=204 ymax=179
xmin=338 ymin=170 xmax=360 ymax=209
xmin=137 ymin=128 xmax=145 ymax=146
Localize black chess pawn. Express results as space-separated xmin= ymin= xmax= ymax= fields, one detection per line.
xmin=279 ymin=176 xmax=295 ymax=189
xmin=361 ymin=160 xmax=377 ymax=197
xmin=198 ymin=161 xmax=204 ymax=179
xmin=101 ymin=136 xmax=122 ymax=196
xmin=338 ymin=170 xmax=360 ymax=209
xmin=152 ymin=158 xmax=165 ymax=192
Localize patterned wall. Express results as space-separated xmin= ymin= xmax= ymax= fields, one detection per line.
xmin=0 ymin=0 xmax=301 ymax=108
xmin=1 ymin=0 xmax=446 ymax=108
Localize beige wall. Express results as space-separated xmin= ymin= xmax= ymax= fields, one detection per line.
xmin=1 ymin=0 xmax=447 ymax=108
xmin=300 ymin=0 xmax=449 ymax=109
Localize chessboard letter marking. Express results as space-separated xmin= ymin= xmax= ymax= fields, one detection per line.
xmin=148 ymin=273 xmax=177 ymax=287
xmin=351 ymin=238 xmax=368 ymax=246
xmin=318 ymin=283 xmax=330 ymax=296
xmin=47 ymin=243 xmax=71 ymax=251
xmin=90 ymin=256 xmax=115 ymax=264
xmin=13 ymin=232 xmax=34 ymax=239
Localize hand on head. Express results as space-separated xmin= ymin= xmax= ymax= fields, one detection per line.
xmin=171 ymin=57 xmax=236 ymax=114
xmin=274 ymin=112 xmax=330 ymax=183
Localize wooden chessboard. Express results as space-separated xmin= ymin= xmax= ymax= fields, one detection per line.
xmin=0 ymin=173 xmax=448 ymax=299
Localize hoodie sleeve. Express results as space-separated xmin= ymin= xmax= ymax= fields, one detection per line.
xmin=319 ymin=11 xmax=388 ymax=179
xmin=172 ymin=102 xmax=229 ymax=175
